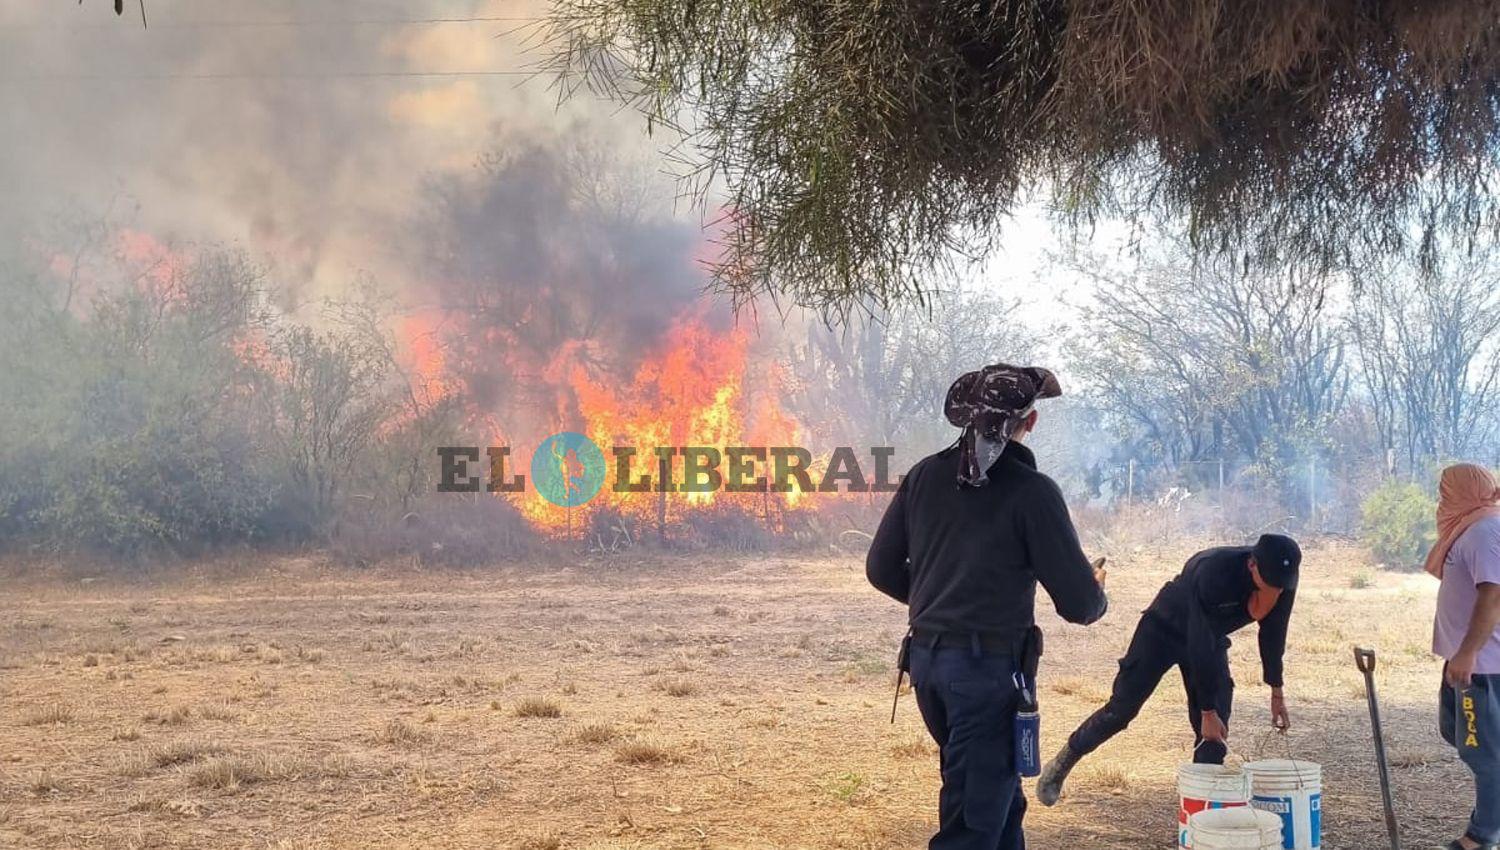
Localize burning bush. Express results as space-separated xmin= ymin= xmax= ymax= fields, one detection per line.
xmin=0 ymin=235 xmax=463 ymax=558
xmin=0 ymin=217 xmax=895 ymax=561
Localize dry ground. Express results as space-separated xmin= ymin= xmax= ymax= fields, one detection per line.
xmin=0 ymin=541 xmax=1474 ymax=849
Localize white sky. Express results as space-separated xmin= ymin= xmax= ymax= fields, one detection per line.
xmin=968 ymin=204 xmax=1137 ymax=339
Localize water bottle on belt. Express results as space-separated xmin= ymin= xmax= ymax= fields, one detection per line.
xmin=1014 ymin=625 xmax=1043 ymax=777
xmin=1015 ymin=673 xmax=1041 ymax=777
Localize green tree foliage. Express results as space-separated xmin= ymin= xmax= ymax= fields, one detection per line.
xmin=549 ymin=1 xmax=1500 ymax=314
xmin=0 ymin=237 xmax=463 ymax=556
xmin=1359 ymin=479 xmax=1437 ymax=567
xmin=0 ymin=250 xmax=281 ymax=552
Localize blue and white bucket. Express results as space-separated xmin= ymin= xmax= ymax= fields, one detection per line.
xmin=1246 ymin=759 xmax=1322 ymax=850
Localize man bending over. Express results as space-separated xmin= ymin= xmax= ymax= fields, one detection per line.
xmin=1038 ymin=534 xmax=1301 ymax=805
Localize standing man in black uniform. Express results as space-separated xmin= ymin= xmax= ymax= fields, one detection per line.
xmin=1037 ymin=535 xmax=1302 ymax=805
xmin=867 ymin=364 xmax=1109 ymax=850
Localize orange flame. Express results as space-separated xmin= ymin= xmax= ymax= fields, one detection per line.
xmin=400 ymin=310 xmax=459 ymax=409
xmin=496 ymin=312 xmax=821 ymax=537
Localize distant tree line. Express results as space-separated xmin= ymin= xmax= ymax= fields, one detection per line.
xmin=1059 ymin=239 xmax=1500 ymax=490
xmin=1056 ymin=238 xmax=1500 ymax=560
xmin=4 ymin=215 xmax=1495 ymax=561
xmin=795 ymin=236 xmax=1500 ymax=553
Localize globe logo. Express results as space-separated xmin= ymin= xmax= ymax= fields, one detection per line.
xmin=530 ymin=432 xmax=606 ymax=507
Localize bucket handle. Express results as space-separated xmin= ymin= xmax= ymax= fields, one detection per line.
xmin=1250 ymin=727 xmax=1310 ymax=791
xmin=1191 ymin=737 xmax=1248 ymax=771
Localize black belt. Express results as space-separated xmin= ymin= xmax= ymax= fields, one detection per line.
xmin=910 ymin=628 xmax=1028 ymax=655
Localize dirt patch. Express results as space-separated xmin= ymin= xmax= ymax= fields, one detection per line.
xmin=0 ymin=543 xmax=1471 ymax=848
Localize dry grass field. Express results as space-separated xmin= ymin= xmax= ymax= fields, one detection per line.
xmin=0 ymin=541 xmax=1475 ymax=849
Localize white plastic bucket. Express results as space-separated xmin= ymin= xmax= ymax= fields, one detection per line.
xmin=1178 ymin=763 xmax=1252 ymax=849
xmin=1189 ymin=807 xmax=1285 ymax=850
xmin=1246 ymin=759 xmax=1322 ymax=850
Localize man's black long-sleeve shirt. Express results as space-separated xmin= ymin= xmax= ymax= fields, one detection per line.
xmin=865 ymin=442 xmax=1108 ymax=638
xmin=1148 ymin=546 xmax=1298 ymax=707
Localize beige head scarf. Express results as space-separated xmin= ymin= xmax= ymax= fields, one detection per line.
xmin=1424 ymin=463 xmax=1500 ymax=579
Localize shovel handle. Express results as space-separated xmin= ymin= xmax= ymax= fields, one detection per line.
xmin=1355 ymin=647 xmax=1377 ymax=675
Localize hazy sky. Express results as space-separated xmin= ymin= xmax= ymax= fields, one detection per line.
xmin=0 ymin=0 xmax=1110 ymax=326
xmin=2 ymin=2 xmax=599 ymax=303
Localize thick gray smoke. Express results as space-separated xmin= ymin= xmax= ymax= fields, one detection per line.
xmin=0 ymin=0 xmax=688 ymax=313
xmin=412 ymin=129 xmax=715 ymax=426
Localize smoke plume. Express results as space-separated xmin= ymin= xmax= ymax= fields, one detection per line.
xmin=0 ymin=0 xmax=693 ymax=318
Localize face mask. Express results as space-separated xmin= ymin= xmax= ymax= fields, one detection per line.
xmin=1248 ymin=560 xmax=1282 ymax=621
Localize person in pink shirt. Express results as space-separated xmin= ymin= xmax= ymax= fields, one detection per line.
xmin=1428 ymin=464 xmax=1500 ymax=850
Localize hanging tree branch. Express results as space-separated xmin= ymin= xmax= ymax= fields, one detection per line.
xmin=547 ymin=1 xmax=1500 ymax=318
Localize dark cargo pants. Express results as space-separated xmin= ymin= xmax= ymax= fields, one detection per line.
xmin=909 ymin=640 xmax=1026 ymax=850
xmin=1066 ymin=613 xmax=1235 ymax=764
xmin=1441 ymin=673 xmax=1500 ymax=844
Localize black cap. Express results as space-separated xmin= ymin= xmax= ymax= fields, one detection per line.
xmin=1252 ymin=534 xmax=1301 ymax=590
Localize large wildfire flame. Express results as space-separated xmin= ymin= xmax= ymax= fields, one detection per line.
xmin=39 ymin=228 xmax=851 ymax=541
xmin=403 ymin=309 xmax=827 ymax=539
xmin=518 ymin=313 xmax=811 ymax=537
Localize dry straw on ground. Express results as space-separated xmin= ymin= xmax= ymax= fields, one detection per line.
xmin=513 ymin=697 xmax=564 ymax=719
xmin=0 ymin=545 xmax=1472 ymax=846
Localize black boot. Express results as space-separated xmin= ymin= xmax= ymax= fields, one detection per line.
xmin=1037 ymin=744 xmax=1081 ymax=806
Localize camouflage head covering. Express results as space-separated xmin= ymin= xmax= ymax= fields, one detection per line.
xmin=944 ymin=364 xmax=1062 ymax=486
